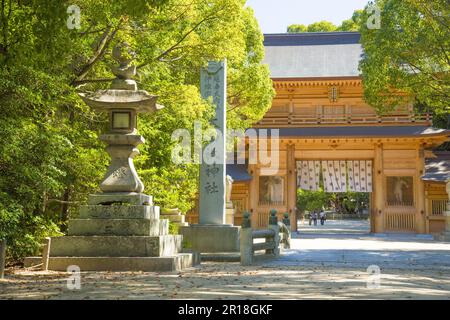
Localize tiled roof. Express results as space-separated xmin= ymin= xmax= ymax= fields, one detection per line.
xmin=263 ymin=32 xmax=363 ymax=78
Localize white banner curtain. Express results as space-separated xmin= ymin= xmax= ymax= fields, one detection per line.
xmin=322 ymin=161 xmax=346 ymax=192
xmin=296 ymin=160 xmax=373 ymax=193
xmin=297 ymin=161 xmax=321 ymax=191
xmin=347 ymin=160 xmax=373 ymax=192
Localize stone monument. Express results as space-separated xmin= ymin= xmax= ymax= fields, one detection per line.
xmin=46 ymin=43 xmax=199 ymax=271
xmin=180 ymin=61 xmax=240 ymax=253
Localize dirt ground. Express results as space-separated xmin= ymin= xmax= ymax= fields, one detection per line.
xmin=0 ymin=262 xmax=449 ymax=300
xmin=1 ymin=221 xmax=449 ymax=300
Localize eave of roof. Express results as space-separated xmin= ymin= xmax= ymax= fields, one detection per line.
xmin=226 ymin=164 xmax=252 ymax=182
xmin=264 ymin=32 xmax=361 ymax=46
xmin=422 ymin=152 xmax=450 ymax=183
xmin=247 ymin=126 xmax=450 ymax=139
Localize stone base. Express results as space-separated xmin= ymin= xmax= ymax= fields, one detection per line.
xmin=88 ymin=193 xmax=153 ymax=206
xmin=78 ymin=205 xmax=159 ymax=219
xmin=180 ymin=225 xmax=240 ymax=253
xmin=67 ymin=218 xmax=168 ymax=236
xmin=39 ymin=193 xmax=199 ymax=272
xmin=25 ymin=254 xmax=200 ymax=271
xmin=50 ymin=235 xmax=182 ymax=257
xmin=46 ymin=254 xmax=199 ymax=272
xmin=200 ymin=252 xmax=240 ymax=262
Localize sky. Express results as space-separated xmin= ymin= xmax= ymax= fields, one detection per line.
xmin=245 ymin=0 xmax=370 ymax=34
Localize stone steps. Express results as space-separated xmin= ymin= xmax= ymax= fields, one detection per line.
xmin=160 ymin=214 xmax=185 ymax=223
xmin=25 ymin=249 xmax=201 ymax=271
xmin=173 ymin=222 xmax=189 ymax=227
xmin=160 ymin=208 xmax=189 ymax=230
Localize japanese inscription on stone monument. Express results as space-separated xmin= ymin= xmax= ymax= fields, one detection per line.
xmin=199 ymin=61 xmax=227 ymax=225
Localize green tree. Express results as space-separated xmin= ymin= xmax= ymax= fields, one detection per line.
xmin=287 ymin=11 xmax=364 ymax=33
xmin=287 ymin=24 xmax=307 ymax=33
xmin=359 ymin=0 xmax=449 ymax=114
xmin=306 ymin=20 xmax=337 ymax=32
xmin=296 ymin=188 xmax=329 ymax=214
xmin=0 ymin=0 xmax=273 ymax=263
xmin=337 ymin=9 xmax=364 ymax=31
xmin=287 ymin=21 xmax=336 ymax=33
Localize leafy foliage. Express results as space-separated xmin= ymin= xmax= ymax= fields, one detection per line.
xmin=297 ymin=188 xmax=369 ymax=215
xmin=359 ymin=0 xmax=449 ymax=115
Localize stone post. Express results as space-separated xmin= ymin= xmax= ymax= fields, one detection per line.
xmin=240 ymin=212 xmax=253 ymax=266
xmin=267 ymin=210 xmax=280 ymax=256
xmin=0 ymin=239 xmax=6 ymax=279
xmin=42 ymin=237 xmax=51 ymax=271
xmin=281 ymin=212 xmax=291 ymax=249
xmin=282 ymin=212 xmax=290 ymax=227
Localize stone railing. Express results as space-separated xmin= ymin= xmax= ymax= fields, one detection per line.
xmin=240 ymin=210 xmax=291 ymax=266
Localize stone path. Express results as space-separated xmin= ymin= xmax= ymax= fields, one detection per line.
xmin=1 ymin=220 xmax=449 ymax=300
xmin=282 ymin=220 xmax=449 ymax=270
xmin=298 ymin=218 xmax=370 ymax=234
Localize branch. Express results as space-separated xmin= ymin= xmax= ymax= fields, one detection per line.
xmin=46 ymin=199 xmax=81 ymax=205
xmin=72 ymin=77 xmax=116 ymax=87
xmin=159 ymin=55 xmax=185 ymax=63
xmin=137 ymin=15 xmax=219 ymax=69
xmin=79 ymin=26 xmax=108 ymax=36
xmin=71 ymin=18 xmax=124 ymax=86
xmin=416 ymin=1 xmax=450 ymax=32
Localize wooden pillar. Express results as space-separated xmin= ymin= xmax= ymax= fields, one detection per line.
xmin=248 ymin=163 xmax=258 ymax=228
xmin=373 ymin=143 xmax=384 ymax=233
xmin=425 ymin=187 xmax=430 ymax=234
xmin=286 ymin=143 xmax=297 ymax=231
xmin=415 ymin=144 xmax=426 ymax=233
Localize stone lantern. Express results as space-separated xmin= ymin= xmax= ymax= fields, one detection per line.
xmin=79 ymin=43 xmax=163 ymax=200
xmin=44 ymin=43 xmax=198 ymax=272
